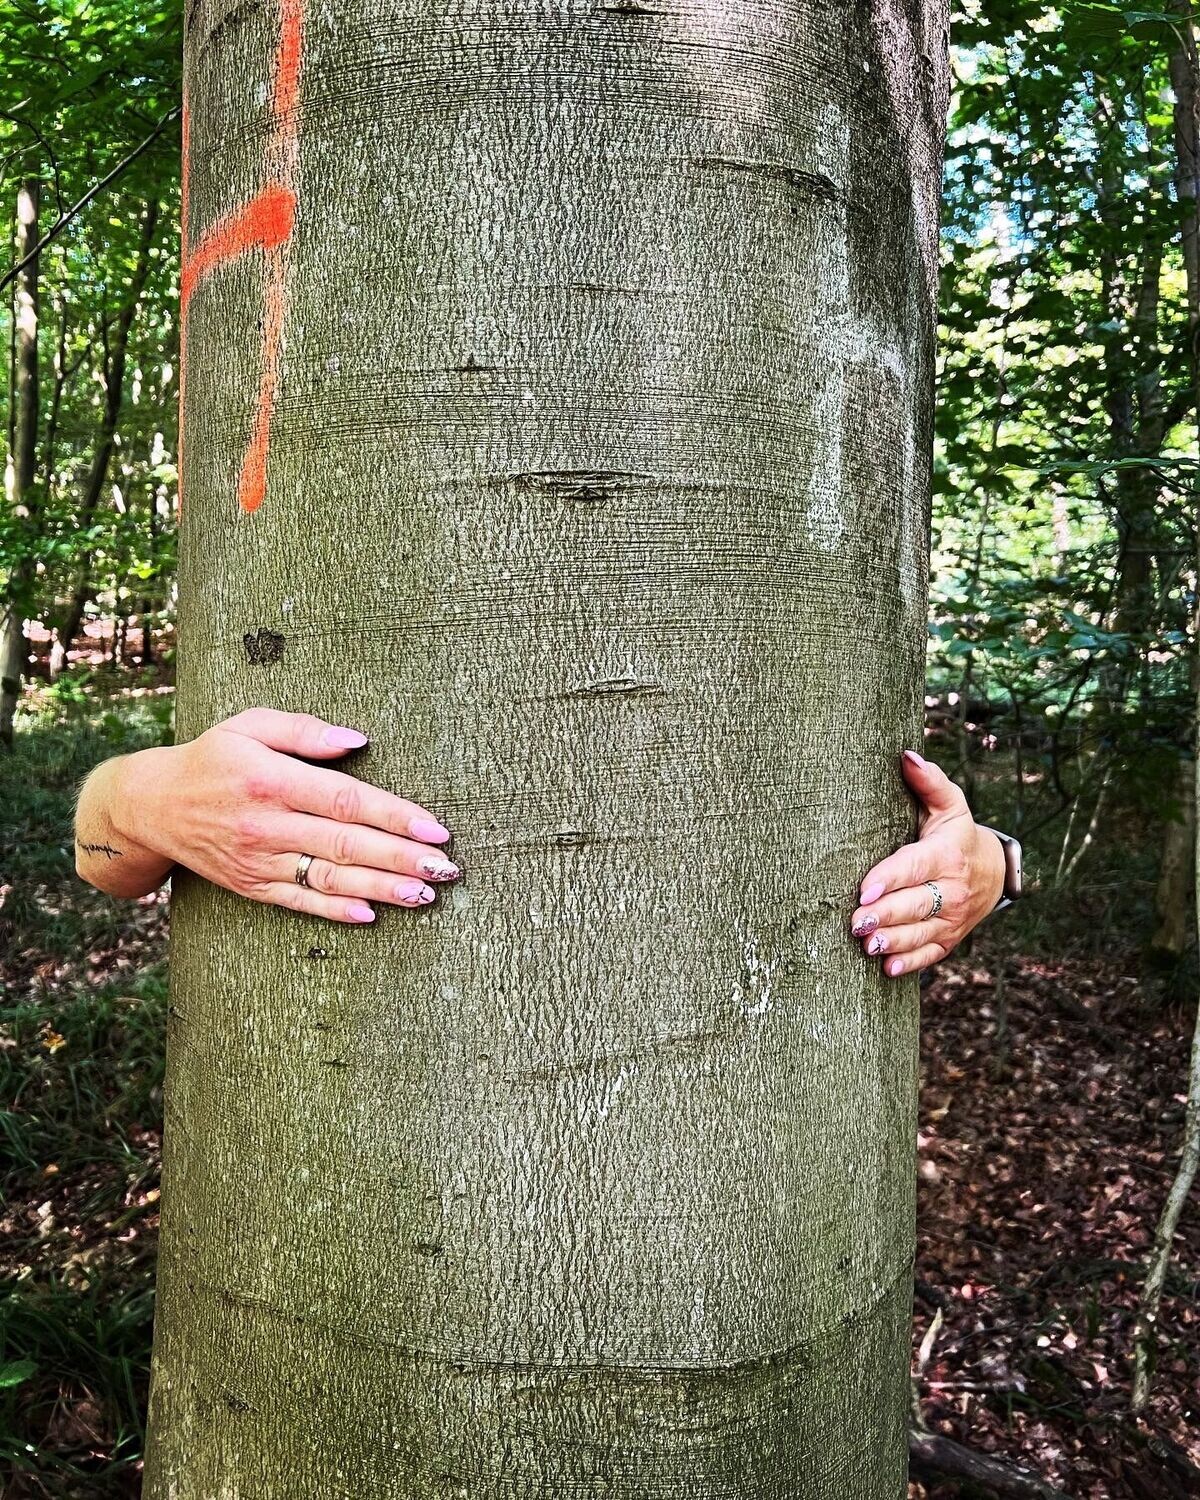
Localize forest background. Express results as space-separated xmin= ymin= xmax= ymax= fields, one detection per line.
xmin=2 ymin=1 xmax=1200 ymax=1497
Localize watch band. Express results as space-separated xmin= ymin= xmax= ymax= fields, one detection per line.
xmin=976 ymin=824 xmax=1022 ymax=911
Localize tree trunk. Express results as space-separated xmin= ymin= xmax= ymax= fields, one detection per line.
xmin=49 ymin=199 xmax=160 ymax=676
xmin=145 ymin=3 xmax=949 ymax=1494
xmin=0 ymin=179 xmax=39 ymax=746
xmin=1150 ymin=754 xmax=1196 ymax=963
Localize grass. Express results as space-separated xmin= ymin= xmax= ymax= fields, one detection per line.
xmin=1 ymin=671 xmax=171 ymax=1500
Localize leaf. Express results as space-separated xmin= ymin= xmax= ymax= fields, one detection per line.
xmin=0 ymin=1360 xmax=37 ymax=1389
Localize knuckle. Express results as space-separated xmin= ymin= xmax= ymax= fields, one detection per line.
xmin=330 ymin=781 xmax=362 ymax=824
xmin=330 ymin=827 xmax=358 ymax=866
xmin=276 ymin=882 xmax=307 ymax=913
xmin=242 ymin=768 xmax=283 ymax=803
xmin=312 ymin=859 xmax=342 ymax=895
xmin=232 ymin=812 xmax=269 ymax=848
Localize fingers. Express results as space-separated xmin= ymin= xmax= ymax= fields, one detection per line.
xmin=267 ymin=813 xmax=460 ymax=886
xmin=859 ymin=919 xmax=950 ymax=963
xmin=280 ymin=860 xmax=437 ymax=910
xmin=882 ymin=943 xmax=946 ymax=979
xmin=900 ymin=748 xmax=970 ymax=820
xmin=222 ymin=708 xmax=372 ymax=760
xmin=251 ymin=881 xmax=382 ymax=925
xmin=264 ymin=759 xmax=451 ymax=846
xmin=851 ymin=879 xmax=953 ymax=938
xmin=858 ymin=840 xmax=934 ymax=906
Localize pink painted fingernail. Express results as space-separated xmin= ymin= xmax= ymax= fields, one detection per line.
xmin=323 ymin=726 xmax=368 ymax=749
xmin=867 ymin=933 xmax=887 ymax=956
xmin=861 ymin=881 xmax=885 ymax=904
xmin=902 ymin=749 xmax=927 ymax=769
xmin=411 ymin=816 xmax=451 ymax=843
xmin=347 ymin=902 xmax=375 ymax=922
xmin=420 ymin=858 xmax=460 ymax=881
xmin=887 ymin=958 xmax=905 ymax=977
xmin=851 ymin=913 xmax=879 ymax=937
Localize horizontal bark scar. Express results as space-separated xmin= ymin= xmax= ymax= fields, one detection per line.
xmin=515 ymin=1027 xmax=731 ymax=1085
xmin=564 ymin=674 xmax=664 ymax=698
xmin=507 ymin=469 xmax=654 ymax=502
xmin=598 ymin=0 xmax=668 ymax=13
xmin=691 ymin=156 xmax=842 ymax=204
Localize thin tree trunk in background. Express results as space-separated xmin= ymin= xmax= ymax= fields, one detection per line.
xmin=144 ymin=2 xmax=949 ymax=1493
xmin=49 ymin=199 xmax=159 ymax=676
xmin=0 ymin=179 xmax=39 ymax=746
xmin=1150 ymin=754 xmax=1196 ymax=961
xmin=1134 ymin=0 xmax=1200 ymax=1411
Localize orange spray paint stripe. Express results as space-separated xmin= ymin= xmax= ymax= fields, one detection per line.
xmin=177 ymin=100 xmax=190 ymax=518
xmin=179 ymin=0 xmax=303 ymax=516
xmin=180 ymin=185 xmax=296 ymax=311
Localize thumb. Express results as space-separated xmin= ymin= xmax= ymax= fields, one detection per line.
xmin=220 ymin=707 xmax=369 ymax=759
xmin=900 ymin=748 xmax=969 ymax=820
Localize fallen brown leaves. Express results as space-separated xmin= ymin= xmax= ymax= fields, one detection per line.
xmin=910 ymin=950 xmax=1200 ymax=1499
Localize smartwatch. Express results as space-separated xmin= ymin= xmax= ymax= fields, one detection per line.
xmin=976 ymin=824 xmax=1022 ymax=912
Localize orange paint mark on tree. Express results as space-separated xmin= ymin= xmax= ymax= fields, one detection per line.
xmin=273 ymin=0 xmax=303 ymax=128
xmin=181 ymin=185 xmax=296 ymax=310
xmin=177 ymin=100 xmax=190 ymax=518
xmin=178 ymin=0 xmax=304 ymax=516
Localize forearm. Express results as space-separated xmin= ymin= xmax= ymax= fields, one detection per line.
xmin=74 ymin=747 xmax=176 ymax=898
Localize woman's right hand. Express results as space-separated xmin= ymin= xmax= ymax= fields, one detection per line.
xmin=108 ymin=707 xmax=460 ymax=924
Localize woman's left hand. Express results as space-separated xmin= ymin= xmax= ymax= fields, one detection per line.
xmin=850 ymin=748 xmax=1007 ymax=978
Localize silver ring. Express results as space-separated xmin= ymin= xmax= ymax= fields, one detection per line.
xmin=295 ymin=852 xmax=316 ymax=888
xmin=923 ymin=879 xmax=943 ymax=919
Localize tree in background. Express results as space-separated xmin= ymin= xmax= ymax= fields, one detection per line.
xmin=0 ymin=0 xmax=180 ymax=727
xmin=142 ymin=0 xmax=949 ymax=1492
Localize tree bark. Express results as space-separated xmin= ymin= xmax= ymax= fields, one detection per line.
xmin=0 ymin=179 xmax=39 ymax=745
xmin=144 ymin=2 xmax=949 ymax=1494
xmin=1150 ymin=753 xmax=1196 ymax=962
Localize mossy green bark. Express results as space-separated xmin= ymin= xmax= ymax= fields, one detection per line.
xmin=145 ymin=0 xmax=949 ymax=1493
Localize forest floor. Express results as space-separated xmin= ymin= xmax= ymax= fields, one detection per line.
xmin=1 ymin=678 xmax=1198 ymax=1498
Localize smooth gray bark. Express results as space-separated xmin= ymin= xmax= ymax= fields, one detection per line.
xmin=145 ymin=1 xmax=949 ymax=1493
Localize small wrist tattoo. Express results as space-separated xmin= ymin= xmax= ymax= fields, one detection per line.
xmin=77 ymin=839 xmax=124 ymax=860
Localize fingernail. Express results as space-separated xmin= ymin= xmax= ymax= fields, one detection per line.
xmin=323 ymin=726 xmax=368 ymax=749
xmin=887 ymin=958 xmax=905 ymax=977
xmin=867 ymin=933 xmax=887 ymax=956
xmin=861 ymin=881 xmax=885 ymax=904
xmin=347 ymin=901 xmax=375 ymax=922
xmin=902 ymin=749 xmax=927 ymax=769
xmin=851 ymin=913 xmax=879 ymax=937
xmin=394 ymin=881 xmax=425 ymax=904
xmin=418 ymin=884 xmax=436 ymax=904
xmin=420 ymin=858 xmax=460 ymax=881
xmin=411 ymin=816 xmax=451 ymax=843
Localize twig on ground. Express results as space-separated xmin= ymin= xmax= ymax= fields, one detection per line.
xmin=909 ymin=1429 xmax=1076 ymax=1499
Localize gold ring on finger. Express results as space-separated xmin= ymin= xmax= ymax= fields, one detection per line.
xmin=295 ymin=852 xmax=316 ymax=888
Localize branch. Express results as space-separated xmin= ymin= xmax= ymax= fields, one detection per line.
xmin=909 ymin=1430 xmax=1076 ymax=1500
xmin=0 ymin=107 xmax=178 ymax=297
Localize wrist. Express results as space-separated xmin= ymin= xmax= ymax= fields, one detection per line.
xmin=980 ymin=826 xmax=1007 ymax=910
xmin=108 ymin=745 xmax=177 ymax=860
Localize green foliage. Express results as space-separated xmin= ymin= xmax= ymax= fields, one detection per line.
xmin=933 ymin=0 xmax=1197 ymax=838
xmin=1 ymin=0 xmax=181 ymax=662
